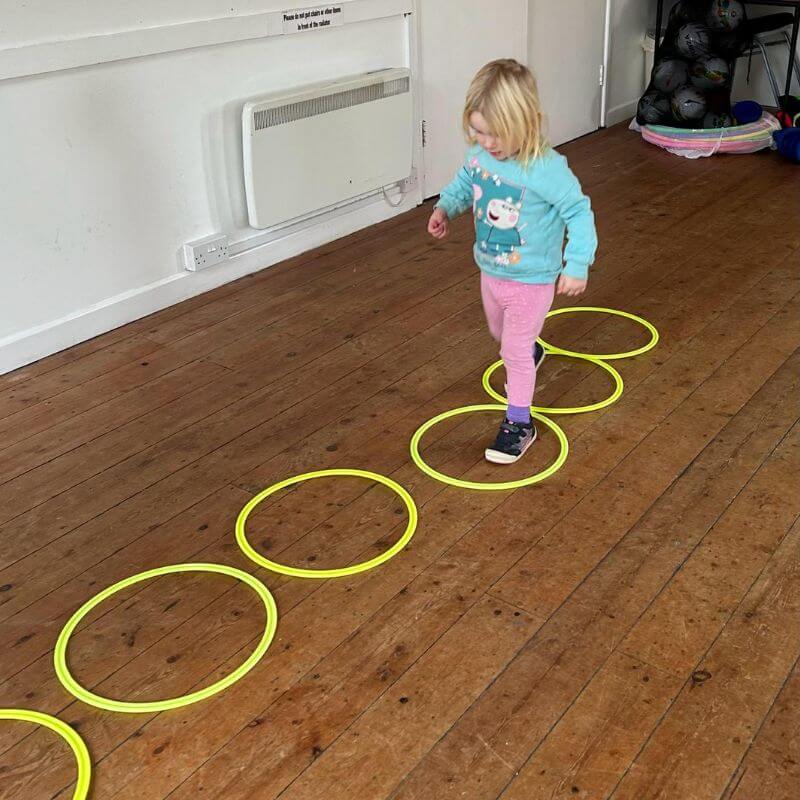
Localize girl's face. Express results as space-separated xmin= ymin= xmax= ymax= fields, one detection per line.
xmin=469 ymin=111 xmax=514 ymax=160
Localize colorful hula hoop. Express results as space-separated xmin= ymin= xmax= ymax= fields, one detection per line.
xmin=0 ymin=709 xmax=91 ymax=799
xmin=236 ymin=469 xmax=418 ymax=579
xmin=481 ymin=351 xmax=624 ymax=415
xmin=54 ymin=563 xmax=278 ymax=714
xmin=410 ymin=404 xmax=569 ymax=491
xmin=539 ymin=307 xmax=659 ymax=360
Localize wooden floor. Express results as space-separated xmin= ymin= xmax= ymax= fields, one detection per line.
xmin=1 ymin=124 xmax=799 ymax=800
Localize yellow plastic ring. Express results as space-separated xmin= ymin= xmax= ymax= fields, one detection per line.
xmin=410 ymin=404 xmax=569 ymax=491
xmin=54 ymin=563 xmax=277 ymax=714
xmin=236 ymin=469 xmax=418 ymax=579
xmin=0 ymin=709 xmax=91 ymax=799
xmin=539 ymin=307 xmax=659 ymax=360
xmin=481 ymin=351 xmax=624 ymax=415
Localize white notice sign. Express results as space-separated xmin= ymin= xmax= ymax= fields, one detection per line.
xmin=283 ymin=5 xmax=344 ymax=33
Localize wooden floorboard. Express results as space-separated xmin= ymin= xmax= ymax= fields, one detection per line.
xmin=0 ymin=210 xmax=416 ymax=393
xmin=722 ymin=653 xmax=800 ymax=800
xmin=1 ymin=124 xmax=798 ymax=800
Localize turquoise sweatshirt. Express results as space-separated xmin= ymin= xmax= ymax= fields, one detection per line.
xmin=435 ymin=145 xmax=597 ymax=284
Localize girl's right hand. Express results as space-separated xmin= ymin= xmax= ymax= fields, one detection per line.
xmin=428 ymin=207 xmax=449 ymax=239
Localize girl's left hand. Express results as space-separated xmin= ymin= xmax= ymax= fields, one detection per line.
xmin=557 ymin=274 xmax=587 ymax=297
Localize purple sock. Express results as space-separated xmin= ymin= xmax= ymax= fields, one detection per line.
xmin=507 ymin=404 xmax=531 ymax=425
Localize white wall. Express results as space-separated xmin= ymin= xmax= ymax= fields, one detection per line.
xmin=0 ymin=1 xmax=420 ymax=373
xmin=2 ymin=1 xmax=329 ymax=45
xmin=605 ymin=0 xmax=652 ymax=126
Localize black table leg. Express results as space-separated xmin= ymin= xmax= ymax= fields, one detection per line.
xmin=785 ymin=7 xmax=800 ymax=107
xmin=655 ymin=0 xmax=665 ymax=60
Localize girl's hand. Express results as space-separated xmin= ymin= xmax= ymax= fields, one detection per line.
xmin=428 ymin=208 xmax=449 ymax=239
xmin=557 ymin=274 xmax=587 ymax=297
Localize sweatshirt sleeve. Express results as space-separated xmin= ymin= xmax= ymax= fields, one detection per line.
xmin=533 ymin=153 xmax=598 ymax=280
xmin=434 ymin=157 xmax=474 ymax=219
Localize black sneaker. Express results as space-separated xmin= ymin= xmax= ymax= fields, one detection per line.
xmin=485 ymin=419 xmax=537 ymax=464
xmin=534 ymin=341 xmax=546 ymax=369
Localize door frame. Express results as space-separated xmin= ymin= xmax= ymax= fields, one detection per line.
xmin=600 ymin=0 xmax=612 ymax=128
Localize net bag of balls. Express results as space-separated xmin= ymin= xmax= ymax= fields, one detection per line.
xmin=637 ymin=0 xmax=748 ymax=130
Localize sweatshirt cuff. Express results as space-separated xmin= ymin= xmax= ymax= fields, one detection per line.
xmin=434 ymin=197 xmax=457 ymax=219
xmin=563 ymin=261 xmax=589 ymax=280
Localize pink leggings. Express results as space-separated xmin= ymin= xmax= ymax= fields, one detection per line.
xmin=481 ymin=272 xmax=555 ymax=411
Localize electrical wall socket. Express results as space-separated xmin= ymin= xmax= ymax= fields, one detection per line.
xmin=399 ymin=169 xmax=418 ymax=193
xmin=182 ymin=234 xmax=229 ymax=271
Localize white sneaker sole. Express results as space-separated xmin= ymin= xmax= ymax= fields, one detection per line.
xmin=484 ymin=427 xmax=538 ymax=464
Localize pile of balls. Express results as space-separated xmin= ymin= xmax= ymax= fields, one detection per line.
xmin=638 ymin=0 xmax=747 ymax=129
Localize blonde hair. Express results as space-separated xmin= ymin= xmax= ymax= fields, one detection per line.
xmin=463 ymin=59 xmax=548 ymax=164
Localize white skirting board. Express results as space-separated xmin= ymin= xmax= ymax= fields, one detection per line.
xmin=605 ymin=99 xmax=638 ymax=127
xmin=0 ymin=189 xmax=421 ymax=375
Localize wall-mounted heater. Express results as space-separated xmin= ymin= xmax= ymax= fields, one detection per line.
xmin=243 ymin=67 xmax=412 ymax=230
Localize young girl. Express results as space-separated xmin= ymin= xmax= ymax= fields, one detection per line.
xmin=428 ymin=59 xmax=597 ymax=465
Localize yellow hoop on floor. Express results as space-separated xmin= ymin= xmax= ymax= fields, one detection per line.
xmin=0 ymin=709 xmax=91 ymax=799
xmin=236 ymin=469 xmax=418 ymax=579
xmin=410 ymin=404 xmax=569 ymax=491
xmin=539 ymin=307 xmax=659 ymax=360
xmin=481 ymin=351 xmax=624 ymax=415
xmin=54 ymin=563 xmax=278 ymax=714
